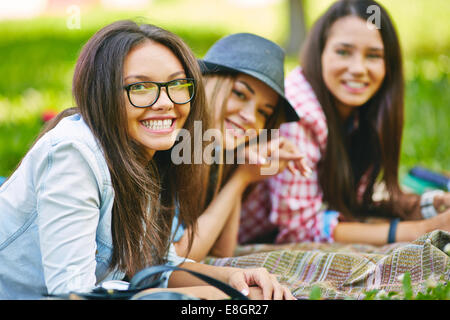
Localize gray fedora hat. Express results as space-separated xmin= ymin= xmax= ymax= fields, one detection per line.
xmin=198 ymin=33 xmax=300 ymax=122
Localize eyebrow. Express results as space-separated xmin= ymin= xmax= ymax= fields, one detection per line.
xmin=335 ymin=42 xmax=384 ymax=52
xmin=236 ymin=80 xmax=277 ymax=110
xmin=236 ymin=80 xmax=255 ymax=94
xmin=124 ymin=71 xmax=186 ymax=82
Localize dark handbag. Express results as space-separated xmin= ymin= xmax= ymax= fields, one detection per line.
xmin=53 ymin=265 xmax=249 ymax=300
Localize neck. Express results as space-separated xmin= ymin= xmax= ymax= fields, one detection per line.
xmin=146 ymin=149 xmax=156 ymax=160
xmin=335 ymin=101 xmax=355 ymax=122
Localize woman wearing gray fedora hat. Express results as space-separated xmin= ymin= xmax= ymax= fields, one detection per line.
xmin=172 ymin=33 xmax=311 ymax=263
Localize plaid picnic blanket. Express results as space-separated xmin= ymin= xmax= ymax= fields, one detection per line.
xmin=203 ymin=230 xmax=450 ymax=299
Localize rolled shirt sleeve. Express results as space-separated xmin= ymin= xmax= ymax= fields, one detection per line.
xmin=158 ymin=243 xmax=195 ymax=288
xmin=35 ymin=139 xmax=102 ymax=295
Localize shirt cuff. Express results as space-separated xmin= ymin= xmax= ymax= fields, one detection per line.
xmin=321 ymin=210 xmax=340 ymax=243
xmin=159 ymin=243 xmax=195 ymax=288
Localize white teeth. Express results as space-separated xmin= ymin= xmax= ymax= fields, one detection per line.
xmin=142 ymin=119 xmax=173 ymax=130
xmin=346 ymin=81 xmax=366 ymax=89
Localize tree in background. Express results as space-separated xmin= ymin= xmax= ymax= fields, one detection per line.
xmin=286 ymin=0 xmax=307 ymax=55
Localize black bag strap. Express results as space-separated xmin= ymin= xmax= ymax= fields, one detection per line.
xmin=46 ymin=265 xmax=249 ymax=300
xmin=129 ymin=265 xmax=249 ymax=300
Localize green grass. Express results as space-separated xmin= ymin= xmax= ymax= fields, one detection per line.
xmin=402 ymin=76 xmax=450 ymax=175
xmin=0 ymin=1 xmax=449 ymax=177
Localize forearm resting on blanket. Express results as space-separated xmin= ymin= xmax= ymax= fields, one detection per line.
xmin=334 ymin=220 xmax=425 ymax=245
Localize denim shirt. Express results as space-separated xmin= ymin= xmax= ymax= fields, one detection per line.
xmin=0 ymin=114 xmax=188 ymax=299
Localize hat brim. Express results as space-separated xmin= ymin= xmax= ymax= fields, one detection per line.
xmin=198 ymin=59 xmax=300 ymax=122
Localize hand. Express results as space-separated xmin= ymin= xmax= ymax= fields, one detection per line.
xmin=227 ymin=267 xmax=296 ymax=300
xmin=274 ymin=137 xmax=311 ymax=177
xmin=237 ymin=136 xmax=311 ymax=185
xmin=434 ymin=192 xmax=450 ymax=213
xmin=423 ymin=208 xmax=450 ymax=233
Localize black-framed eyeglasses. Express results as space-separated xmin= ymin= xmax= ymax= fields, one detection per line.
xmin=123 ymin=78 xmax=196 ymax=108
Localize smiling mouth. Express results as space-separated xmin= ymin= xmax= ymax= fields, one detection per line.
xmin=225 ymin=119 xmax=247 ymax=138
xmin=141 ymin=118 xmax=175 ymax=132
xmin=342 ymin=80 xmax=369 ymax=92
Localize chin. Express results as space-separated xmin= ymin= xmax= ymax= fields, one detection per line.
xmin=339 ymin=96 xmax=372 ymax=108
xmin=339 ymin=90 xmax=377 ymax=107
xmin=155 ymin=143 xmax=176 ymax=151
xmin=145 ymin=139 xmax=177 ymax=152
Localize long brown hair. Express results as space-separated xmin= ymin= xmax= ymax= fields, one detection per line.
xmin=40 ymin=20 xmax=210 ymax=276
xmin=301 ymin=0 xmax=407 ymax=219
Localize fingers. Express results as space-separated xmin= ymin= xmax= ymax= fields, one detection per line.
xmin=251 ymin=269 xmax=274 ymax=300
xmin=247 ymin=287 xmax=264 ymax=300
xmin=257 ymin=275 xmax=294 ymax=300
xmin=271 ymin=275 xmax=284 ymax=300
xmin=277 ymin=149 xmax=304 ymax=161
xmin=247 ymin=286 xmax=295 ymax=300
xmin=257 ymin=273 xmax=280 ymax=300
xmin=269 ymin=138 xmax=312 ymax=176
xmin=298 ymin=158 xmax=312 ymax=177
xmin=280 ymin=156 xmax=312 ymax=178
xmin=286 ymin=161 xmax=296 ymax=175
xmin=440 ymin=193 xmax=450 ymax=211
xmin=246 ymin=268 xmax=291 ymax=300
xmin=228 ymin=271 xmax=250 ymax=297
xmin=230 ymin=268 xmax=296 ymax=300
xmin=242 ymin=137 xmax=313 ymax=178
xmin=268 ymin=274 xmax=297 ymax=300
xmin=284 ymin=286 xmax=297 ymax=300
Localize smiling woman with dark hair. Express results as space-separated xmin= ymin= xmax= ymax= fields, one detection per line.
xmin=0 ymin=20 xmax=295 ymax=300
xmin=240 ymin=0 xmax=450 ymax=246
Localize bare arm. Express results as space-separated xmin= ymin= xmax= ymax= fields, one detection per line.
xmin=174 ymin=169 xmax=250 ymax=261
xmin=334 ymin=209 xmax=450 ymax=245
xmin=174 ymin=138 xmax=310 ymax=261
xmin=205 ymin=138 xmax=310 ymax=258
xmin=210 ymin=197 xmax=242 ymax=258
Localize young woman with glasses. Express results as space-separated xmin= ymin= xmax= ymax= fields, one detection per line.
xmin=0 ymin=20 xmax=294 ymax=300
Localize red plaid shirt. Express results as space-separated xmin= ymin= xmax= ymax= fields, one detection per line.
xmin=239 ymin=67 xmax=340 ymax=244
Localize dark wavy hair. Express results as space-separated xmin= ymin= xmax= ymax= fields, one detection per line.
xmin=40 ymin=20 xmax=210 ymax=277
xmin=301 ymin=0 xmax=417 ymax=219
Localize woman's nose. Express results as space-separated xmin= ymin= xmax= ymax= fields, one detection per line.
xmin=238 ymin=104 xmax=256 ymax=125
xmin=151 ymin=88 xmax=174 ymax=111
xmin=348 ymin=54 xmax=367 ymax=76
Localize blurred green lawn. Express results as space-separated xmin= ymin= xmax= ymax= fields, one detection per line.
xmin=0 ymin=0 xmax=449 ymax=177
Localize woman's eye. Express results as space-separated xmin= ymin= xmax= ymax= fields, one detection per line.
xmin=171 ymin=79 xmax=184 ymax=86
xmin=130 ymin=84 xmax=147 ymax=91
xmin=232 ymin=89 xmax=246 ymax=100
xmin=336 ymin=49 xmax=350 ymax=56
xmin=257 ymin=109 xmax=270 ymax=119
xmin=367 ymin=53 xmax=383 ymax=59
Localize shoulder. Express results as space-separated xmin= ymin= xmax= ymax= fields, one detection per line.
xmin=47 ymin=114 xmax=101 ymax=150
xmin=283 ymin=67 xmax=328 ymax=149
xmin=30 ymin=114 xmax=111 ymax=187
xmin=285 ymin=67 xmax=325 ymax=123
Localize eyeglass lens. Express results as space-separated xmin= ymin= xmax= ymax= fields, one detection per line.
xmin=128 ymin=79 xmax=194 ymax=107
